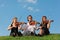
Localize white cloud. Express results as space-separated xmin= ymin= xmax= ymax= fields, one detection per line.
xmin=17 ymin=0 xmax=40 ymax=12
xmin=27 ymin=7 xmax=33 ymax=11
xmin=35 ymin=9 xmax=40 ymax=12
xmin=23 ymin=5 xmax=27 ymax=8
xmin=27 ymin=6 xmax=40 ymax=12
xmin=17 ymin=0 xmax=37 ymax=4
xmin=26 ymin=0 xmax=37 ymax=4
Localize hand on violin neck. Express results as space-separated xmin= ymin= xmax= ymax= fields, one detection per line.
xmin=48 ymin=20 xmax=54 ymax=23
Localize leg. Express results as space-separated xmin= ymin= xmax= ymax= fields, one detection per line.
xmin=45 ymin=29 xmax=50 ymax=35
xmin=38 ymin=29 xmax=44 ymax=36
xmin=10 ymin=32 xmax=16 ymax=37
xmin=18 ymin=32 xmax=23 ymax=36
xmin=31 ymin=32 xmax=34 ymax=36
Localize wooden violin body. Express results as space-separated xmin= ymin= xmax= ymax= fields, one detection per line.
xmin=29 ymin=21 xmax=36 ymax=25
xmin=13 ymin=22 xmax=20 ymax=27
xmin=15 ymin=22 xmax=27 ymax=26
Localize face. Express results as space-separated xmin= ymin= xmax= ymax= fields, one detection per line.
xmin=42 ymin=17 xmax=47 ymax=22
xmin=28 ymin=16 xmax=32 ymax=22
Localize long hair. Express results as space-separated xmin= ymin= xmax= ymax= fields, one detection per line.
xmin=11 ymin=17 xmax=17 ymax=25
xmin=42 ymin=16 xmax=47 ymax=24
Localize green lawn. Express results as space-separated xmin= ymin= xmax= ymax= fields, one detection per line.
xmin=0 ymin=34 xmax=60 ymax=40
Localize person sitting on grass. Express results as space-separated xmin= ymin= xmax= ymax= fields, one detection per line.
xmin=38 ymin=16 xmax=54 ymax=36
xmin=8 ymin=17 xmax=24 ymax=37
xmin=22 ymin=15 xmax=39 ymax=36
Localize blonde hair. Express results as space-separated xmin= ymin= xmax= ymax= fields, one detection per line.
xmin=12 ymin=17 xmax=17 ymax=24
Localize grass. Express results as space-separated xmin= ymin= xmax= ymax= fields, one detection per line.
xmin=0 ymin=34 xmax=60 ymax=40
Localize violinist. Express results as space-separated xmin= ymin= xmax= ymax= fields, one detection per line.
xmin=23 ymin=15 xmax=38 ymax=36
xmin=8 ymin=17 xmax=24 ymax=37
xmin=38 ymin=16 xmax=54 ymax=36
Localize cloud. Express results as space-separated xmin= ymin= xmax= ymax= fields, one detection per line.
xmin=26 ymin=0 xmax=37 ymax=4
xmin=27 ymin=7 xmax=33 ymax=11
xmin=17 ymin=0 xmax=37 ymax=4
xmin=27 ymin=6 xmax=40 ymax=12
xmin=17 ymin=0 xmax=40 ymax=12
xmin=35 ymin=9 xmax=40 ymax=12
xmin=23 ymin=5 xmax=27 ymax=8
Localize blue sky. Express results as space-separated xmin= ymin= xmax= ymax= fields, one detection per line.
xmin=0 ymin=0 xmax=60 ymax=36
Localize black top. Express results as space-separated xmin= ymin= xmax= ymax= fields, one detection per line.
xmin=40 ymin=22 xmax=50 ymax=35
xmin=40 ymin=23 xmax=48 ymax=29
xmin=10 ymin=24 xmax=18 ymax=33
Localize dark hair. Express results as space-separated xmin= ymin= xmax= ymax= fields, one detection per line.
xmin=42 ymin=16 xmax=47 ymax=24
xmin=42 ymin=16 xmax=47 ymax=19
xmin=27 ymin=15 xmax=32 ymax=21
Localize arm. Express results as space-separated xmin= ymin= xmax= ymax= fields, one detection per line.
xmin=18 ymin=22 xmax=27 ymax=30
xmin=19 ymin=22 xmax=27 ymax=25
xmin=33 ymin=21 xmax=40 ymax=25
xmin=36 ymin=23 xmax=43 ymax=30
xmin=47 ymin=20 xmax=51 ymax=29
xmin=18 ymin=25 xmax=22 ymax=30
xmin=8 ymin=25 xmax=12 ymax=30
xmin=47 ymin=20 xmax=54 ymax=29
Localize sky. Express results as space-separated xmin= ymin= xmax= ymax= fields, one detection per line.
xmin=0 ymin=0 xmax=60 ymax=36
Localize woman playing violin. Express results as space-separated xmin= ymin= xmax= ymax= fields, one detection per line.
xmin=8 ymin=17 xmax=24 ymax=37
xmin=38 ymin=16 xmax=54 ymax=36
xmin=23 ymin=15 xmax=38 ymax=36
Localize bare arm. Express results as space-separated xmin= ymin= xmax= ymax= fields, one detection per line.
xmin=18 ymin=22 xmax=27 ymax=30
xmin=47 ymin=20 xmax=51 ymax=29
xmin=18 ymin=25 xmax=22 ymax=30
xmin=8 ymin=25 xmax=12 ymax=30
xmin=19 ymin=22 xmax=27 ymax=25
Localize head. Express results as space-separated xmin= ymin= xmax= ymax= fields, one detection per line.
xmin=27 ymin=15 xmax=32 ymax=22
xmin=42 ymin=16 xmax=47 ymax=22
xmin=12 ymin=17 xmax=18 ymax=23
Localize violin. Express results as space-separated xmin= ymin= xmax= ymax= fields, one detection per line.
xmin=15 ymin=22 xmax=25 ymax=25
xmin=14 ymin=22 xmax=20 ymax=26
xmin=43 ymin=20 xmax=54 ymax=24
xmin=15 ymin=22 xmax=27 ymax=26
xmin=29 ymin=21 xmax=36 ymax=25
